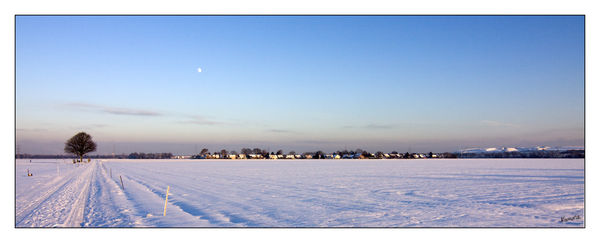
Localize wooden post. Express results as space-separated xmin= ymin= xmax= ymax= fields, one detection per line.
xmin=163 ymin=186 xmax=170 ymax=216
xmin=110 ymin=168 xmax=112 ymax=178
xmin=119 ymin=176 xmax=124 ymax=190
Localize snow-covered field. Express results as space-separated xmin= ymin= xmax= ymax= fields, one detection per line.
xmin=15 ymin=159 xmax=584 ymax=227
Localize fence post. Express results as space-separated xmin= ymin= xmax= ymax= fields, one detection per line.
xmin=119 ymin=175 xmax=124 ymax=190
xmin=163 ymin=186 xmax=170 ymax=216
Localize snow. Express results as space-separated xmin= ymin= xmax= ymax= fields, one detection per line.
xmin=15 ymin=159 xmax=584 ymax=227
xmin=460 ymin=146 xmax=584 ymax=153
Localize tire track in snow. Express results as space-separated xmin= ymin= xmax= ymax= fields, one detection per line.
xmin=122 ymin=175 xmax=221 ymax=225
xmin=82 ymin=162 xmax=138 ymax=227
xmin=15 ymin=174 xmax=79 ymax=225
xmin=102 ymin=171 xmax=211 ymax=227
xmin=16 ymin=163 xmax=95 ymax=227
xmin=127 ymin=167 xmax=287 ymax=225
xmin=62 ymin=163 xmax=94 ymax=227
xmin=104 ymin=163 xmax=228 ymax=225
xmin=110 ymin=163 xmax=300 ymax=226
xmin=15 ymin=164 xmax=89 ymax=226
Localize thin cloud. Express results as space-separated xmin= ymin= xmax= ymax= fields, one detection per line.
xmin=102 ymin=107 xmax=161 ymax=116
xmin=64 ymin=102 xmax=162 ymax=117
xmin=66 ymin=102 xmax=96 ymax=108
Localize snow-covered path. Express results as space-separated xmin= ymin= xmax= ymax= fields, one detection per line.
xmin=15 ymin=159 xmax=584 ymax=227
xmin=16 ymin=160 xmax=94 ymax=227
xmin=16 ymin=160 xmax=134 ymax=227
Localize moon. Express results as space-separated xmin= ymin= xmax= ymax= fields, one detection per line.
xmin=197 ymin=67 xmax=202 ymax=73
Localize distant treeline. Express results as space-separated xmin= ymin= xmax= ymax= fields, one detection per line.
xmin=125 ymin=152 xmax=173 ymax=159
xmin=16 ymin=149 xmax=584 ymax=159
xmin=15 ymin=154 xmax=113 ymax=159
xmin=15 ymin=153 xmax=172 ymax=159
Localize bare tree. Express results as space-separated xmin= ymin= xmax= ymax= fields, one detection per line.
xmin=64 ymin=132 xmax=97 ymax=163
xmin=241 ymin=148 xmax=252 ymax=156
xmin=355 ymin=148 xmax=363 ymax=155
xmin=315 ymin=150 xmax=324 ymax=159
xmin=361 ymin=150 xmax=371 ymax=158
xmin=220 ymin=149 xmax=228 ymax=158
xmin=200 ymin=148 xmax=209 ymax=155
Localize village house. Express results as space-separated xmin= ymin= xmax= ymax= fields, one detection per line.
xmin=248 ymin=154 xmax=261 ymax=159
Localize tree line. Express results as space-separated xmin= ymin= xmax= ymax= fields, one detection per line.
xmin=13 ymin=132 xmax=585 ymax=160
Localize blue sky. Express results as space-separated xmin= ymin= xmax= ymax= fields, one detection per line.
xmin=16 ymin=16 xmax=584 ymax=154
